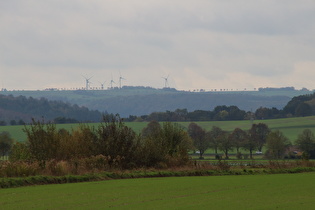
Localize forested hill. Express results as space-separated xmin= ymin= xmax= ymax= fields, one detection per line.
xmin=0 ymin=94 xmax=102 ymax=124
xmin=0 ymin=87 xmax=312 ymax=117
xmin=92 ymin=93 xmax=289 ymax=117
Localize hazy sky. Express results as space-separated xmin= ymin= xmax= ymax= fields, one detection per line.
xmin=1 ymin=0 xmax=315 ymax=91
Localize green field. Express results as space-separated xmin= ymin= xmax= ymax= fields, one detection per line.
xmin=0 ymin=172 xmax=314 ymax=209
xmin=1 ymin=116 xmax=315 ymax=143
xmin=0 ymin=122 xmax=149 ymax=142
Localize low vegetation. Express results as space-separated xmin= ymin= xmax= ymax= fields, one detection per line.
xmin=3 ymin=116 xmax=193 ymax=176
xmin=0 ymin=115 xmax=314 ymax=182
xmin=0 ymin=159 xmax=315 ymax=189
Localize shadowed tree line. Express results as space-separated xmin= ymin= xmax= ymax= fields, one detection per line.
xmin=125 ymin=93 xmax=315 ymax=122
xmin=187 ymin=122 xmax=315 ymax=160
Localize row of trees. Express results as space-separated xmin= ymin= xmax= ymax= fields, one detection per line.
xmin=8 ymin=116 xmax=193 ymax=169
xmin=124 ymin=93 xmax=315 ymax=122
xmin=188 ymin=123 xmax=315 ymax=160
xmin=1 ymin=119 xmax=315 ymax=170
xmin=126 ymin=106 xmax=249 ymax=122
xmin=188 ymin=123 xmax=270 ymax=159
xmin=256 ymin=93 xmax=315 ymax=119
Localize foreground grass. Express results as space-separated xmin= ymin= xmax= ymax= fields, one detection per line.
xmin=0 ymin=172 xmax=314 ymax=209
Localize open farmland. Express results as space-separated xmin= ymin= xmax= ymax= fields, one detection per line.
xmin=1 ymin=116 xmax=315 ymax=143
xmin=0 ymin=172 xmax=314 ymax=209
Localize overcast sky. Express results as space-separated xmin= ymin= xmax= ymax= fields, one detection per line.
xmin=1 ymin=0 xmax=315 ymax=91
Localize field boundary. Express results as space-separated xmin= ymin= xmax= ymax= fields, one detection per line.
xmin=1 ymin=166 xmax=315 ymax=189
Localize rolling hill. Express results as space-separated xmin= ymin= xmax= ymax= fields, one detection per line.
xmin=1 ymin=86 xmax=311 ymax=117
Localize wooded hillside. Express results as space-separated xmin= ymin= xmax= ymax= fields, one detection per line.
xmin=0 ymin=94 xmax=102 ymax=124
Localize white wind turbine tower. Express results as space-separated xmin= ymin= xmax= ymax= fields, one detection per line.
xmin=119 ymin=73 xmax=126 ymax=89
xmin=162 ymin=75 xmax=169 ymax=88
xmin=110 ymin=74 xmax=115 ymax=89
xmin=82 ymin=75 xmax=93 ymax=90
xmin=99 ymin=81 xmax=106 ymax=90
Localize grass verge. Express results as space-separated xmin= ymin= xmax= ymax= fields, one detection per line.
xmin=1 ymin=166 xmax=315 ymax=189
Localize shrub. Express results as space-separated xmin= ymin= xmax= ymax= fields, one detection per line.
xmin=236 ymin=152 xmax=243 ymax=159
xmin=23 ymin=119 xmax=60 ymax=162
xmin=215 ymin=154 xmax=222 ymax=160
xmin=0 ymin=131 xmax=14 ymax=157
xmin=216 ymin=160 xmax=231 ymax=171
xmin=0 ymin=161 xmax=40 ymax=177
xmin=9 ymin=142 xmax=32 ymax=162
xmin=96 ymin=115 xmax=140 ymax=169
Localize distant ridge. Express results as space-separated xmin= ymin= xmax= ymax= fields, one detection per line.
xmin=2 ymin=86 xmax=309 ymax=117
xmin=0 ymin=94 xmax=102 ymax=123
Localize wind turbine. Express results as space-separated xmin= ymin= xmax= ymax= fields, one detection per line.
xmin=110 ymin=74 xmax=115 ymax=89
xmin=99 ymin=81 xmax=106 ymax=90
xmin=82 ymin=75 xmax=93 ymax=90
xmin=119 ymin=73 xmax=126 ymax=89
xmin=162 ymin=75 xmax=169 ymax=88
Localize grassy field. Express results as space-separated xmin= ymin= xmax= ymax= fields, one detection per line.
xmin=1 ymin=116 xmax=315 ymax=143
xmin=0 ymin=172 xmax=314 ymax=209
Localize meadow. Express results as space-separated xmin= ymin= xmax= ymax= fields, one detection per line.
xmin=2 ymin=116 xmax=315 ymax=143
xmin=0 ymin=172 xmax=314 ymax=209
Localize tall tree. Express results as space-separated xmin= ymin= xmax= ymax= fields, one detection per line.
xmin=296 ymin=129 xmax=315 ymax=158
xmin=243 ymin=130 xmax=258 ymax=159
xmin=141 ymin=121 xmax=161 ymax=138
xmin=249 ymin=123 xmax=270 ymax=152
xmin=23 ymin=119 xmax=60 ymax=163
xmin=229 ymin=128 xmax=248 ymax=152
xmin=218 ymin=131 xmax=233 ymax=159
xmin=97 ymin=115 xmax=139 ymax=168
xmin=188 ymin=123 xmax=207 ymax=159
xmin=208 ymin=126 xmax=224 ymax=155
xmin=266 ymin=130 xmax=291 ymax=159
xmin=141 ymin=121 xmax=193 ymax=167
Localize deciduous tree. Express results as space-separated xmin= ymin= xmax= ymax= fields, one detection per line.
xmin=249 ymin=123 xmax=270 ymax=152
xmin=208 ymin=126 xmax=224 ymax=155
xmin=296 ymin=129 xmax=315 ymax=158
xmin=188 ymin=123 xmax=207 ymax=159
xmin=23 ymin=119 xmax=59 ymax=164
xmin=243 ymin=130 xmax=258 ymax=159
xmin=97 ymin=114 xmax=139 ymax=168
xmin=0 ymin=131 xmax=14 ymax=158
xmin=266 ymin=130 xmax=291 ymax=159
xmin=229 ymin=128 xmax=247 ymax=152
xmin=218 ymin=131 xmax=233 ymax=159
xmin=141 ymin=121 xmax=161 ymax=138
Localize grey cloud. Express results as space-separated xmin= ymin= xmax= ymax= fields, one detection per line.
xmin=1 ymin=0 xmax=315 ymax=90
